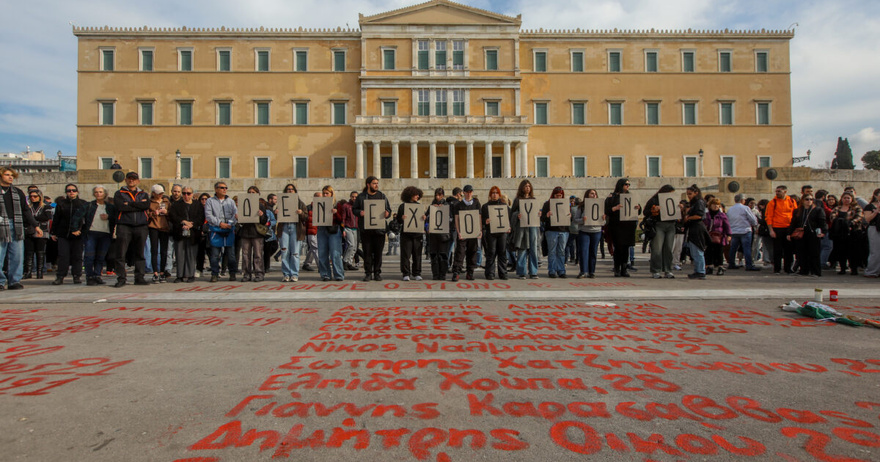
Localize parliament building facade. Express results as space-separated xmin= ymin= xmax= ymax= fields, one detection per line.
xmin=74 ymin=0 xmax=794 ymax=181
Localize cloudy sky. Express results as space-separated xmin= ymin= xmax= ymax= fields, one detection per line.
xmin=1 ymin=0 xmax=878 ymax=168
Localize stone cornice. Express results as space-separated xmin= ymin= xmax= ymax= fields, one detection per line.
xmin=72 ymin=25 xmax=360 ymax=38
xmin=521 ymin=28 xmax=795 ymax=40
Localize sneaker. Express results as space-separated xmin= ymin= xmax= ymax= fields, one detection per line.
xmin=717 ymin=267 xmax=725 ymax=276
xmin=687 ymin=273 xmax=707 ymax=280
xmin=87 ymin=278 xmax=99 ymax=286
xmin=499 ymin=274 xmax=508 ymax=280
xmin=228 ymin=275 xmax=237 ymax=282
xmin=241 ymin=275 xmax=252 ymax=282
xmin=52 ymin=278 xmax=63 ymax=286
xmin=549 ymin=273 xmax=557 ymax=279
xmin=559 ymin=274 xmax=567 ymax=279
xmin=466 ymin=273 xmax=474 ymax=280
xmin=529 ymin=275 xmax=538 ymax=279
xmin=577 ymin=272 xmax=586 ymax=279
xmin=134 ymin=279 xmax=150 ymax=286
xmin=414 ymin=275 xmax=423 ymax=281
xmin=587 ymin=273 xmax=595 ymax=278
xmin=363 ymin=274 xmax=372 ymax=282
xmin=518 ymin=275 xmax=526 ymax=280
xmin=282 ymin=276 xmax=291 ymax=282
xmin=374 ymin=274 xmax=382 ymax=282
xmin=95 ymin=277 xmax=106 ymax=285
xmin=403 ymin=276 xmax=410 ymax=282
xmin=322 ymin=276 xmax=330 ymax=282
xmin=72 ymin=277 xmax=82 ymax=285
xmin=114 ymin=280 xmax=126 ymax=288
xmin=652 ymin=273 xmax=661 ymax=279
xmin=210 ymin=275 xmax=219 ymax=283
xmin=664 ymin=272 xmax=675 ymax=279
xmin=8 ymin=283 xmax=24 ymax=290
xmin=151 ymin=274 xmax=160 ymax=284
xmin=173 ymin=277 xmax=184 ymax=283
xmin=486 ymin=274 xmax=495 ymax=280
xmin=291 ymin=276 xmax=298 ymax=282
xmin=451 ymin=274 xmax=460 ymax=282
xmin=186 ymin=277 xmax=195 ymax=283
xmin=673 ymin=265 xmax=682 ymax=271
xmin=194 ymin=271 xmax=201 ymax=278
xmin=254 ymin=276 xmax=264 ymax=282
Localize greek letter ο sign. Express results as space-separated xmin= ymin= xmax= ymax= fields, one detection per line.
xmin=582 ymin=198 xmax=604 ymax=226
xmin=458 ymin=210 xmax=481 ymax=239
xmin=239 ymin=194 xmax=261 ymax=223
xmin=658 ymin=192 xmax=679 ymax=221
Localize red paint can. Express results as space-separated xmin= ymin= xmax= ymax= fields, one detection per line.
xmin=829 ymin=290 xmax=838 ymax=302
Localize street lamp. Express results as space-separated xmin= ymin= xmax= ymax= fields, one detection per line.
xmin=175 ymin=149 xmax=181 ymax=180
xmin=698 ymin=148 xmax=704 ymax=177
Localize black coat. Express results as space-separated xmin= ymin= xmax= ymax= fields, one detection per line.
xmin=51 ymin=197 xmax=89 ymax=239
xmin=168 ymin=200 xmax=205 ymax=242
xmin=605 ymin=194 xmax=637 ymax=247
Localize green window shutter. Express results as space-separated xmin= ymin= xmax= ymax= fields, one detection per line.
xmin=535 ymin=103 xmax=548 ymax=124
xmin=435 ymin=50 xmax=446 ymax=68
xmin=609 ymin=52 xmax=620 ymax=72
xmin=417 ymin=51 xmax=428 ymax=70
xmin=141 ymin=51 xmax=153 ymax=71
xmin=101 ymin=158 xmax=113 ymax=169
xmin=256 ymin=158 xmax=269 ymax=178
xmin=685 ymin=157 xmax=697 ymax=177
xmin=758 ymin=103 xmax=770 ymax=124
xmin=101 ymin=103 xmax=114 ymax=125
xmin=534 ymin=52 xmax=546 ymax=72
xmin=537 ymin=158 xmax=548 ymax=177
xmin=611 ymin=157 xmax=623 ymax=177
xmin=572 ymin=103 xmax=585 ymax=124
xmin=180 ymin=158 xmax=192 ymax=179
xmin=722 ymin=157 xmax=734 ymax=176
xmin=759 ymin=157 xmax=771 ymax=168
xmin=295 ymin=103 xmax=308 ymax=124
xmin=180 ymin=51 xmax=192 ymax=71
xmin=334 ymin=51 xmax=345 ymax=71
xmin=756 ymin=52 xmax=768 ymax=72
xmin=140 ymin=159 xmax=152 ymax=179
xmin=333 ymin=103 xmax=346 ymax=125
xmin=571 ymin=52 xmax=583 ymax=72
xmin=453 ymin=50 xmax=463 ymax=68
xmin=610 ymin=103 xmax=622 ymax=125
xmin=102 ymin=50 xmax=114 ymax=71
xmin=257 ymin=103 xmax=269 ymax=125
xmin=141 ymin=103 xmax=153 ymax=125
xmin=179 ymin=103 xmax=192 ymax=125
xmin=486 ymin=50 xmax=497 ymax=70
xmin=218 ymin=103 xmax=231 ymax=125
xmin=648 ymin=157 xmax=660 ymax=177
xmin=646 ymin=52 xmax=658 ymax=72
xmin=383 ymin=101 xmax=396 ymax=116
xmin=721 ymin=103 xmax=733 ymax=125
xmin=295 ymin=158 xmax=308 ymax=178
xmin=574 ymin=157 xmax=585 ymax=177
xmin=720 ymin=52 xmax=731 ymax=72
xmin=258 ymin=51 xmax=269 ymax=71
xmin=684 ymin=103 xmax=696 ymax=125
xmin=683 ymin=52 xmax=694 ymax=72
xmin=295 ymin=51 xmax=307 ymax=71
xmin=333 ymin=158 xmax=346 ymax=178
xmin=486 ymin=101 xmax=499 ymax=116
xmin=218 ymin=158 xmax=230 ymax=178
xmin=383 ymin=50 xmax=395 ymax=70
xmin=219 ymin=51 xmax=230 ymax=71
xmin=647 ymin=103 xmax=659 ymax=125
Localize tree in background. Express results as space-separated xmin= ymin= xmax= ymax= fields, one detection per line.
xmin=831 ymin=137 xmax=854 ymax=169
xmin=862 ymin=150 xmax=880 ymax=170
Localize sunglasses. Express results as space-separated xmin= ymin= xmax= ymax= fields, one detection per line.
xmin=29 ymin=195 xmax=40 ymax=198
xmin=624 ymin=183 xmax=631 ymax=186
xmin=183 ymin=192 xmax=193 ymax=195
xmin=66 ymin=189 xmax=78 ymax=193
xmin=803 ymin=198 xmax=814 ymax=201
xmin=217 ymin=186 xmax=228 ymax=189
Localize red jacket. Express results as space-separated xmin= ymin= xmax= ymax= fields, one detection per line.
xmin=306 ymin=209 xmax=317 ymax=235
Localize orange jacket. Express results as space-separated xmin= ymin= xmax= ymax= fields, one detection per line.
xmin=765 ymin=196 xmax=797 ymax=228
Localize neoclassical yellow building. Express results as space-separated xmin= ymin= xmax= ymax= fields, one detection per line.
xmin=74 ymin=0 xmax=793 ymax=181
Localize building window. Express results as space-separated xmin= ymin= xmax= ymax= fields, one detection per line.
xmin=572 ymin=102 xmax=585 ymax=125
xmin=99 ymin=158 xmax=113 ymax=169
xmin=573 ymin=157 xmax=586 ymax=177
xmin=608 ymin=50 xmax=621 ymax=72
xmin=332 ymin=102 xmax=347 ymax=125
xmin=435 ymin=90 xmax=447 ymax=116
xmin=646 ymin=102 xmax=660 ymax=125
xmin=647 ymin=156 xmax=661 ymax=177
xmin=382 ymin=100 xmax=397 ymax=116
xmin=682 ymin=50 xmax=695 ymax=72
xmin=217 ymin=49 xmax=231 ymax=71
xmin=178 ymin=48 xmax=193 ymax=71
xmin=417 ymin=41 xmax=429 ymax=70
xmin=333 ymin=50 xmax=346 ymax=72
xmin=217 ymin=102 xmax=231 ymax=125
xmin=180 ymin=158 xmax=192 ymax=179
xmin=435 ymin=40 xmax=447 ymax=70
xmin=758 ymin=156 xmax=771 ymax=168
xmin=571 ymin=50 xmax=584 ymax=72
xmin=485 ymin=100 xmax=499 ymax=116
xmin=217 ymin=157 xmax=231 ymax=178
xmin=256 ymin=49 xmax=270 ymax=71
xmin=452 ymin=90 xmax=465 ymax=116
xmin=721 ymin=156 xmax=735 ymax=177
xmin=139 ymin=101 xmax=153 ymax=126
xmin=485 ymin=49 xmax=498 ymax=70
xmin=139 ymin=158 xmax=153 ymax=179
xmin=417 ymin=90 xmax=430 ymax=116
xmin=645 ymin=51 xmax=658 ymax=72
xmin=720 ymin=102 xmax=734 ymax=125
xmin=533 ymin=50 xmax=547 ymax=72
xmin=610 ymin=156 xmax=624 ymax=177
xmin=683 ymin=102 xmax=697 ymax=125
xmin=294 ymin=50 xmax=308 ymax=72
xmin=382 ymin=48 xmax=395 ymax=70
xmin=535 ymin=157 xmax=549 ymax=178
xmin=178 ymin=102 xmax=193 ymax=125
xmin=294 ymin=102 xmax=308 ymax=125
xmin=332 ymin=157 xmax=346 ymax=178
xmin=755 ymin=51 xmax=768 ymax=73
xmin=608 ymin=102 xmax=623 ymax=125
xmin=684 ymin=156 xmax=698 ymax=177
xmin=255 ymin=102 xmax=270 ymax=125
xmin=255 ymin=157 xmax=269 ymax=178
xmin=139 ymin=48 xmax=153 ymax=71
xmin=452 ymin=40 xmax=464 ymax=70
xmin=293 ymin=157 xmax=308 ymax=178
xmin=718 ymin=50 xmax=731 ymax=72
xmin=756 ymin=102 xmax=770 ymax=125
xmin=534 ymin=102 xmax=548 ymax=125
xmin=99 ymin=101 xmax=115 ymax=125
xmin=100 ymin=48 xmax=114 ymax=71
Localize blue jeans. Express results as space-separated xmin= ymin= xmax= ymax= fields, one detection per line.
xmin=0 ymin=223 xmax=23 ymax=286
xmin=820 ymin=234 xmax=833 ymax=267
xmin=209 ymin=245 xmax=237 ymax=276
xmin=729 ymin=232 xmax=754 ymax=268
xmin=545 ymin=230 xmax=569 ymax=276
xmin=317 ymin=227 xmax=344 ymax=280
xmin=687 ymin=241 xmax=706 ymax=275
xmin=578 ymin=231 xmax=601 ymax=274
xmin=279 ymin=224 xmax=301 ymax=277
xmin=516 ymin=227 xmax=539 ymax=276
xmin=84 ymin=231 xmax=113 ymax=279
xmin=143 ymin=238 xmax=152 ymax=273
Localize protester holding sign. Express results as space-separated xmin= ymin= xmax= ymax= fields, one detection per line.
xmin=643 ymin=185 xmax=678 ymax=279
xmin=480 ymin=186 xmax=510 ymax=280
xmin=352 ymin=176 xmax=391 ymax=282
xmin=510 ymin=179 xmax=539 ymax=279
xmin=571 ymin=189 xmax=603 ymax=278
xmin=541 ymin=187 xmax=570 ymax=278
xmin=395 ymin=186 xmax=425 ymax=281
xmin=427 ymin=188 xmax=452 ymax=281
xmin=205 ymin=181 xmax=238 ymax=283
xmin=605 ymin=178 xmax=640 ymax=277
xmin=277 ymin=184 xmax=306 ymax=282
xmin=316 ymin=185 xmax=344 ymax=282
xmin=238 ymin=186 xmax=268 ymax=282
xmin=452 ymin=185 xmax=481 ymax=281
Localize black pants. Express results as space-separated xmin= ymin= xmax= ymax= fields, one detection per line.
xmin=24 ymin=237 xmax=47 ymax=274
xmin=613 ymin=242 xmax=629 ymax=273
xmin=263 ymin=240 xmax=278 ymax=272
xmin=149 ymin=228 xmax=170 ymax=275
xmin=428 ymin=235 xmax=450 ymax=279
xmin=196 ymin=237 xmax=207 ymax=272
xmin=400 ymin=233 xmax=422 ymax=277
xmin=832 ymin=235 xmax=860 ymax=272
xmin=453 ymin=238 xmax=479 ymax=275
xmin=772 ymin=227 xmax=793 ymax=273
xmin=115 ymin=225 xmax=148 ymax=282
xmin=484 ymin=232 xmax=508 ymax=278
xmin=796 ymin=233 xmax=822 ymax=276
xmin=361 ymin=231 xmax=386 ymax=276
xmin=56 ymin=236 xmax=84 ymax=279
xmin=706 ymin=242 xmax=725 ymax=267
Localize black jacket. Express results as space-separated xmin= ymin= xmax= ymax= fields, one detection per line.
xmin=352 ymin=190 xmax=392 ymax=234
xmin=789 ymin=206 xmax=827 ymax=238
xmin=168 ymin=200 xmax=206 ymax=242
xmin=114 ymin=187 xmax=150 ymax=227
xmin=51 ymin=197 xmax=89 ymax=239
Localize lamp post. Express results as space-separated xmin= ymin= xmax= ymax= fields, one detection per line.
xmin=698 ymin=148 xmax=704 ymax=177
xmin=175 ymin=149 xmax=181 ymax=180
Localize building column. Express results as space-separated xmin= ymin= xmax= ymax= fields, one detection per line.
xmin=484 ymin=141 xmax=493 ymax=178
xmin=372 ymin=141 xmax=381 ymax=178
xmin=410 ymin=141 xmax=419 ymax=178
xmin=448 ymin=141 xmax=456 ymax=179
xmin=519 ymin=142 xmax=529 ymax=177
xmin=429 ymin=141 xmax=437 ymax=178
xmin=503 ymin=141 xmax=512 ymax=178
xmin=391 ymin=141 xmax=400 ymax=179
xmin=355 ymin=142 xmax=365 ymax=179
xmin=466 ymin=141 xmax=475 ymax=179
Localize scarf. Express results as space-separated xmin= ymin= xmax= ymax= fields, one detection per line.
xmin=463 ymin=198 xmax=474 ymax=206
xmin=0 ymin=186 xmax=25 ymax=242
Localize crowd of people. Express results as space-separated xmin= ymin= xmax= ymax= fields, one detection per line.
xmin=1 ymin=165 xmax=879 ymax=290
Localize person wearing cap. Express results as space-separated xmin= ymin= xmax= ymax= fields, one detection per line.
xmin=112 ymin=172 xmax=151 ymax=287
xmin=148 ymin=184 xmax=172 ymax=283
xmin=452 ymin=184 xmax=481 ymax=281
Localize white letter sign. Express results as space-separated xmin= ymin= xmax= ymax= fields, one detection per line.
xmin=658 ymin=192 xmax=679 ymax=222
xmin=487 ymin=205 xmax=510 ymax=233
xmin=238 ymin=194 xmax=261 ymax=223
xmin=519 ymin=199 xmax=540 ymax=228
xmin=403 ymin=203 xmax=425 ymax=234
xmin=429 ymin=205 xmax=450 ymax=234
xmin=548 ymin=199 xmax=571 ymax=227
xmin=277 ymin=193 xmax=299 ymax=223
xmin=582 ymin=198 xmax=604 ymax=226
xmin=312 ymin=197 xmax=334 ymax=227
xmin=458 ymin=210 xmax=481 ymax=239
xmin=364 ymin=199 xmax=385 ymax=230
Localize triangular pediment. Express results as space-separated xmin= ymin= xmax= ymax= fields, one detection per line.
xmin=360 ymin=0 xmax=520 ymax=26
